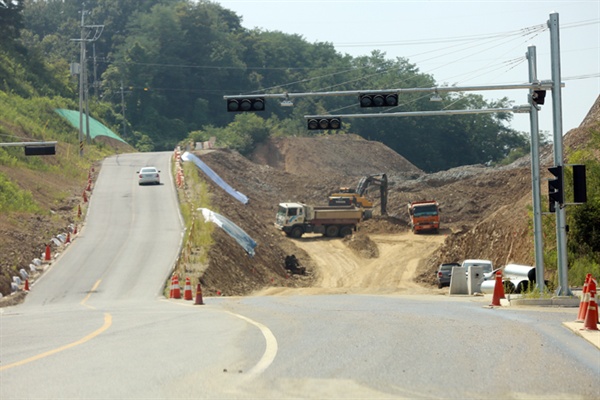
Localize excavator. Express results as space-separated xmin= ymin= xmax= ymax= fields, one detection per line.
xmin=328 ymin=173 xmax=388 ymax=219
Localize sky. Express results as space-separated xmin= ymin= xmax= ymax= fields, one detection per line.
xmin=215 ymin=0 xmax=599 ymax=138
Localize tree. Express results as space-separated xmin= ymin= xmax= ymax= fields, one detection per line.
xmin=0 ymin=0 xmax=24 ymax=47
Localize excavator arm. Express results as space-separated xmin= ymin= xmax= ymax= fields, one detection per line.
xmin=356 ymin=174 xmax=388 ymax=215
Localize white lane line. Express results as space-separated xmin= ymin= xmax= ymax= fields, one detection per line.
xmin=164 ymin=300 xmax=278 ymax=377
xmin=224 ymin=310 xmax=279 ymax=377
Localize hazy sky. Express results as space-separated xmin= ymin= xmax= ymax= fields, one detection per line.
xmin=216 ymin=0 xmax=599 ymax=137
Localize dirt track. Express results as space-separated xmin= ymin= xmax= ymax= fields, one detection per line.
xmin=255 ymin=232 xmax=447 ymax=296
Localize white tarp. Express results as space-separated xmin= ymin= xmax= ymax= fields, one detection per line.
xmin=198 ymin=208 xmax=256 ymax=256
xmin=182 ymin=151 xmax=249 ymax=204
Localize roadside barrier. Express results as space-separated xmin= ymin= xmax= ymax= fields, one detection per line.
xmin=576 ymin=274 xmax=592 ymax=322
xmin=489 ymin=270 xmax=505 ymax=307
xmin=183 ymin=277 xmax=193 ymax=300
xmin=582 ymin=279 xmax=598 ymax=331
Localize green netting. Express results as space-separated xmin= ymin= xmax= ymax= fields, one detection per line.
xmin=55 ymin=109 xmax=128 ymax=144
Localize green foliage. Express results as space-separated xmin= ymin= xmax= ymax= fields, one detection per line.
xmin=0 ymin=172 xmax=39 ymax=213
xmin=568 ymin=256 xmax=600 ymax=287
xmin=13 ymin=0 xmax=527 ymax=171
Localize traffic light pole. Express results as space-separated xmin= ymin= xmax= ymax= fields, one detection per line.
xmin=527 ymin=45 xmax=545 ymax=292
xmin=549 ymin=13 xmax=571 ymax=296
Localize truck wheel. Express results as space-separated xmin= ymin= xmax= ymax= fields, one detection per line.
xmin=290 ymin=227 xmax=304 ymax=239
xmin=339 ymin=226 xmax=353 ymax=237
xmin=325 ymin=225 xmax=339 ymax=237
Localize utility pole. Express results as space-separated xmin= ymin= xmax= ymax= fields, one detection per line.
xmin=77 ymin=4 xmax=86 ymax=157
xmin=71 ymin=3 xmax=104 ymax=156
xmin=121 ymin=80 xmax=127 ymax=138
xmin=527 ymin=45 xmax=545 ymax=291
xmin=548 ymin=13 xmax=571 ymax=296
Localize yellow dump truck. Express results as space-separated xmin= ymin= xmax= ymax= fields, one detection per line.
xmin=275 ymin=202 xmax=363 ymax=238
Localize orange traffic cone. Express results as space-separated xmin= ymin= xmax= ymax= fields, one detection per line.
xmin=490 ymin=270 xmax=505 ymax=307
xmin=83 ymin=190 xmax=88 ymax=203
xmin=24 ymin=279 xmax=30 ymax=291
xmin=77 ymin=204 xmax=82 ymax=218
xmin=170 ymin=274 xmax=181 ymax=299
xmin=194 ymin=282 xmax=204 ymax=305
xmin=576 ymin=274 xmax=592 ymax=322
xmin=66 ymin=232 xmax=71 ymax=244
xmin=581 ymin=279 xmax=599 ymax=331
xmin=86 ymin=180 xmax=91 ymax=191
xmin=44 ymin=244 xmax=51 ymax=261
xmin=183 ymin=277 xmax=193 ymax=301
xmin=73 ymin=225 xmax=78 ymax=235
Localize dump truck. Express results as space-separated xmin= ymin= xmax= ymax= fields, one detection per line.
xmin=275 ymin=202 xmax=363 ymax=238
xmin=407 ymin=200 xmax=441 ymax=233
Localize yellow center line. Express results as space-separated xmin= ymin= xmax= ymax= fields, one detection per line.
xmin=81 ymin=279 xmax=102 ymax=309
xmin=0 ymin=312 xmax=112 ymax=371
xmin=1 ymin=280 xmax=112 ymax=371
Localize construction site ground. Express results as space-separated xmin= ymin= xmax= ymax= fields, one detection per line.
xmin=188 ymin=134 xmax=544 ymax=298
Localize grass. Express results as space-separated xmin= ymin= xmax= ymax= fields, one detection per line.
xmin=166 ymin=156 xmax=215 ymax=296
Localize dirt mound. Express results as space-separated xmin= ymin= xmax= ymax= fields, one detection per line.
xmin=251 ymin=134 xmax=423 ymax=180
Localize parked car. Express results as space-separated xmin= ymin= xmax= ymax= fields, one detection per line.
xmin=436 ymin=262 xmax=460 ymax=288
xmin=137 ymin=167 xmax=161 ymax=185
xmin=461 ymin=259 xmax=496 ymax=280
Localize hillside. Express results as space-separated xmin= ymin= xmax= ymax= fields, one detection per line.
xmin=2 ymin=97 xmax=599 ymax=302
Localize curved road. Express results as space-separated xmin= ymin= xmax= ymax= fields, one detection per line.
xmin=1 ymin=152 xmax=598 ymax=399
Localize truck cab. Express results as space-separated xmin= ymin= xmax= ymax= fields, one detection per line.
xmin=408 ymin=200 xmax=441 ymax=233
xmin=276 ymin=203 xmax=306 ymax=229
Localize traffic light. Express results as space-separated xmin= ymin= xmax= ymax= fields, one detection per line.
xmin=532 ymin=90 xmax=546 ymax=105
xmin=359 ymin=93 xmax=398 ymax=108
xmin=307 ymin=117 xmax=341 ymax=130
xmin=227 ymin=97 xmax=265 ymax=112
xmin=548 ymin=166 xmax=563 ymax=210
xmin=573 ymin=164 xmax=587 ymax=203
xmin=24 ymin=145 xmax=56 ymax=156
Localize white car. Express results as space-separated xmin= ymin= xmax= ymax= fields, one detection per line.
xmin=137 ymin=167 xmax=161 ymax=185
xmin=462 ymin=259 xmax=496 ymax=279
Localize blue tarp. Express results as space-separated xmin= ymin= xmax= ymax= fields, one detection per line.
xmin=182 ymin=151 xmax=249 ymax=204
xmin=198 ymin=208 xmax=256 ymax=256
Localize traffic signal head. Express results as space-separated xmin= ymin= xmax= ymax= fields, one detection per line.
xmin=227 ymin=97 xmax=265 ymax=112
xmin=548 ymin=165 xmax=563 ymax=205
xmin=359 ymin=93 xmax=398 ymax=108
xmin=307 ymin=117 xmax=341 ymax=130
xmin=573 ymin=164 xmax=587 ymax=203
xmin=532 ymin=90 xmax=546 ymax=105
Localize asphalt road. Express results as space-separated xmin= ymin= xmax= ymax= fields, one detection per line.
xmin=1 ymin=152 xmax=598 ymax=399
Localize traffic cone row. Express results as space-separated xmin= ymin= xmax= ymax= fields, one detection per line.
xmin=183 ymin=277 xmax=193 ymax=300
xmin=489 ymin=270 xmax=505 ymax=307
xmin=44 ymin=244 xmax=51 ymax=261
xmin=576 ymin=274 xmax=592 ymax=322
xmin=578 ymin=276 xmax=599 ymax=331
xmin=168 ymin=275 xmax=205 ymax=304
xmin=170 ymin=274 xmax=181 ymax=299
xmin=195 ymin=283 xmax=204 ymax=305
